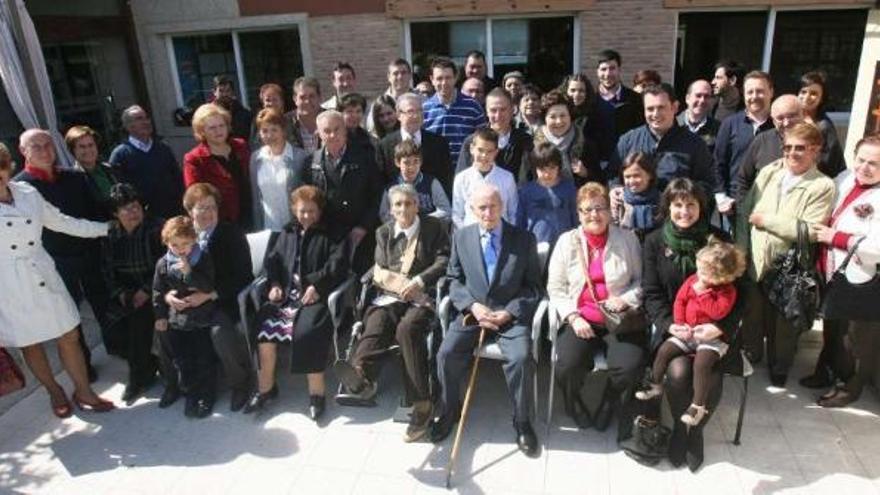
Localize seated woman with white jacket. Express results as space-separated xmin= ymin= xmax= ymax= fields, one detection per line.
xmin=547 ymin=182 xmax=644 ymax=439
xmin=812 ymin=135 xmax=880 ymax=408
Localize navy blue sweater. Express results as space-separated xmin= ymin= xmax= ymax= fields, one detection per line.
xmin=14 ymin=168 xmax=105 ymax=257
xmin=108 ymin=140 xmax=185 ymax=219
xmin=610 ymin=123 xmax=716 ymax=195
xmin=713 ymin=111 xmax=774 ymax=196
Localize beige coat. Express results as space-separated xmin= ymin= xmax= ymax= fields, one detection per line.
xmin=547 ymin=225 xmax=642 ymax=321
xmin=736 ymin=159 xmax=835 ymax=281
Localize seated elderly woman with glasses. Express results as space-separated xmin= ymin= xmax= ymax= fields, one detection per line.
xmin=547 ymin=182 xmax=643 ymax=437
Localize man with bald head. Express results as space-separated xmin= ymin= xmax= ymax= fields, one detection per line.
xmin=431 ymin=182 xmax=542 ymax=457
xmin=15 ymin=129 xmax=110 ymax=374
xmin=677 ymin=79 xmax=720 ymax=153
xmin=735 ymin=94 xmax=846 ymax=201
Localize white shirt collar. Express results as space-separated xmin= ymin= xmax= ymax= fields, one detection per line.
xmin=497 ymin=130 xmax=511 ymax=150
xmin=259 ymin=141 xmax=292 ymax=161
xmin=128 ymin=135 xmax=153 ymax=152
xmin=401 ymin=128 xmax=422 ymax=146
xmin=393 ymin=215 xmax=420 ymax=240
xmin=685 ymin=111 xmax=708 ymax=132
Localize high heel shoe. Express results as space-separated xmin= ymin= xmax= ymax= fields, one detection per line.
xmin=51 ymin=395 xmax=73 ymax=419
xmin=72 ymin=393 xmax=116 ymax=413
xmin=680 ymin=404 xmax=707 ymax=427
xmin=242 ymin=385 xmax=279 ymax=414
xmin=309 ymin=395 xmax=325 ymax=421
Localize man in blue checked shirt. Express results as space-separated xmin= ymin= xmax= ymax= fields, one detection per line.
xmin=422 ymin=57 xmax=487 ymax=167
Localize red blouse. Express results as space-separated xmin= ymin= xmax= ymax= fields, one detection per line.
xmin=183 ymin=138 xmax=250 ymax=223
xmin=576 ymin=230 xmax=609 ymax=325
xmin=673 ymin=273 xmax=737 ymax=329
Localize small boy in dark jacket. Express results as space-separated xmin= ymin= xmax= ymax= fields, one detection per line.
xmin=153 ymin=216 xmax=218 ymax=418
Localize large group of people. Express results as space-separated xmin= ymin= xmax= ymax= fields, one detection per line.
xmin=1 ymin=47 xmax=877 ymax=475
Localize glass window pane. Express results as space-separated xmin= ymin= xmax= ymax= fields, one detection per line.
xmin=238 ymin=29 xmax=304 ymax=111
xmin=410 ymin=20 xmax=486 ymax=82
xmin=770 ymin=9 xmax=867 ymax=112
xmin=172 ymin=34 xmax=236 ymax=107
xmin=493 ymin=17 xmax=573 ymax=92
xmin=675 ymin=12 xmax=767 ymax=97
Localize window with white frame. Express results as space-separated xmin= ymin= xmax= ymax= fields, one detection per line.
xmin=408 ymin=16 xmax=576 ymax=91
xmin=170 ymin=27 xmax=305 ymax=111
xmin=675 ymin=8 xmax=867 ymax=113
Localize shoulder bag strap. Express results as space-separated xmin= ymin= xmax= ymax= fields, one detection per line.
xmin=573 ymin=231 xmax=601 ymax=302
xmin=834 ymin=236 xmax=867 ymax=275
xmin=796 ymin=220 xmax=813 ymax=269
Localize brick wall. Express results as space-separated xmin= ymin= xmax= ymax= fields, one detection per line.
xmin=308 ymin=13 xmax=403 ymax=99
xmin=580 ymin=0 xmax=677 ymax=86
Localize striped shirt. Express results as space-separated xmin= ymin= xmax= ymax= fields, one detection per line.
xmin=422 ymin=91 xmax=487 ymax=165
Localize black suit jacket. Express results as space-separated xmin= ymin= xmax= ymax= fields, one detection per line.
xmin=455 ymin=127 xmax=534 ymax=183
xmin=205 ymin=221 xmax=253 ymax=320
xmin=377 ymin=130 xmax=453 ymax=195
xmin=447 ymin=221 xmax=541 ymax=326
xmin=374 ymin=215 xmax=450 ymax=291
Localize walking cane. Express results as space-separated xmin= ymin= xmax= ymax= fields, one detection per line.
xmin=445 ymin=326 xmax=487 ymax=489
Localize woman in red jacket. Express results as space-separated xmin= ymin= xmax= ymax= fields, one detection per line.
xmin=183 ymin=103 xmax=252 ymax=231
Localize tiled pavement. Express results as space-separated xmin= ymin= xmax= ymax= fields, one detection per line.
xmin=2 ymin=327 xmax=880 ymax=495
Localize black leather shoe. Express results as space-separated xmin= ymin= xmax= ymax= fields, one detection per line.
xmin=195 ymin=398 xmax=214 ymax=419
xmin=564 ymin=394 xmax=592 ymax=430
xmin=122 ymin=383 xmax=143 ymax=406
xmin=184 ymin=397 xmax=198 ymax=417
xmin=242 ymin=386 xmax=279 ymax=414
xmin=230 ymin=387 xmax=251 ymax=412
xmin=308 ymin=395 xmax=325 ymax=421
xmin=159 ymin=387 xmax=181 ymax=409
xmin=515 ymin=421 xmax=540 ymax=458
xmin=429 ymin=414 xmax=457 ymax=443
xmin=799 ymin=371 xmax=833 ymax=389
xmin=769 ymin=373 xmax=788 ymax=388
xmin=333 ymin=360 xmax=367 ymax=392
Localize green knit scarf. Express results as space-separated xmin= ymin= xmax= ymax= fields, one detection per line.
xmin=662 ymin=220 xmax=709 ymax=274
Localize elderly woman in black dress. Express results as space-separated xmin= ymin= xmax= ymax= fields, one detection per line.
xmin=102 ymin=183 xmax=165 ymax=404
xmin=245 ymin=185 xmax=348 ymax=420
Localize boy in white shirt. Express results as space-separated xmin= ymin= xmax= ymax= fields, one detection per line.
xmin=452 ymin=127 xmax=518 ymax=228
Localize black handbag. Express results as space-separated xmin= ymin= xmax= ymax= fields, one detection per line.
xmin=820 ymin=237 xmax=880 ymax=321
xmin=761 ymin=220 xmax=822 ymax=332
xmin=619 ymin=415 xmax=671 ymax=466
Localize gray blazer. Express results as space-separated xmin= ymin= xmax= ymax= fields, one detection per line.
xmin=448 ymin=221 xmax=542 ymax=327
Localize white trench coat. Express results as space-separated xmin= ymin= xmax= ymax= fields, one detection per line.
xmin=0 ymin=181 xmax=107 ymax=347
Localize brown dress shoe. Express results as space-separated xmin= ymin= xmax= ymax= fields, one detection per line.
xmin=817 ymin=386 xmax=860 ymax=408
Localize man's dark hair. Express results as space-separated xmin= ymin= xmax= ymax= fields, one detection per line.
xmin=465 ymin=50 xmax=486 ymax=62
xmin=744 ymin=70 xmax=774 ymax=91
xmin=333 ymin=61 xmax=356 ymax=79
xmin=338 ymin=92 xmax=367 ymax=112
xmin=472 ymin=127 xmax=499 ymax=147
xmin=521 ymin=83 xmax=542 ymax=100
xmin=109 ymin=182 xmax=142 ymax=212
xmin=597 ymin=49 xmax=622 ymax=67
xmin=713 ymin=60 xmax=744 ymax=84
xmin=642 ymin=83 xmax=678 ymax=104
xmin=430 ymin=56 xmax=457 ymax=76
xmin=389 ymin=58 xmax=412 ymax=73
xmin=213 ymin=75 xmax=234 ymax=89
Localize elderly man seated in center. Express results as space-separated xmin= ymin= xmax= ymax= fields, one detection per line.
xmin=431 ymin=182 xmax=542 ymax=457
xmin=334 ymin=183 xmax=450 ymax=442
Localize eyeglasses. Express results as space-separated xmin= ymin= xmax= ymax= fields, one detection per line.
xmin=782 ymin=144 xmax=808 ymax=154
xmin=578 ymin=206 xmax=609 ymax=215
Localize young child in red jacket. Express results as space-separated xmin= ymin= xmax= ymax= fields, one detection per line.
xmin=636 ymin=239 xmax=746 ymax=426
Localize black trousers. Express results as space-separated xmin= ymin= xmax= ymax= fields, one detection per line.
xmin=55 ymin=254 xmax=111 ymax=364
xmin=109 ymin=304 xmax=157 ymax=386
xmin=351 ymin=302 xmax=433 ymax=402
xmin=158 ymin=311 xmax=253 ymax=392
xmin=161 ymin=327 xmax=217 ymax=401
xmin=811 ymin=319 xmax=850 ymax=380
xmin=555 ymin=324 xmax=645 ymax=439
xmin=437 ymin=317 xmax=532 ymax=424
xmin=742 ymin=281 xmax=800 ymax=375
